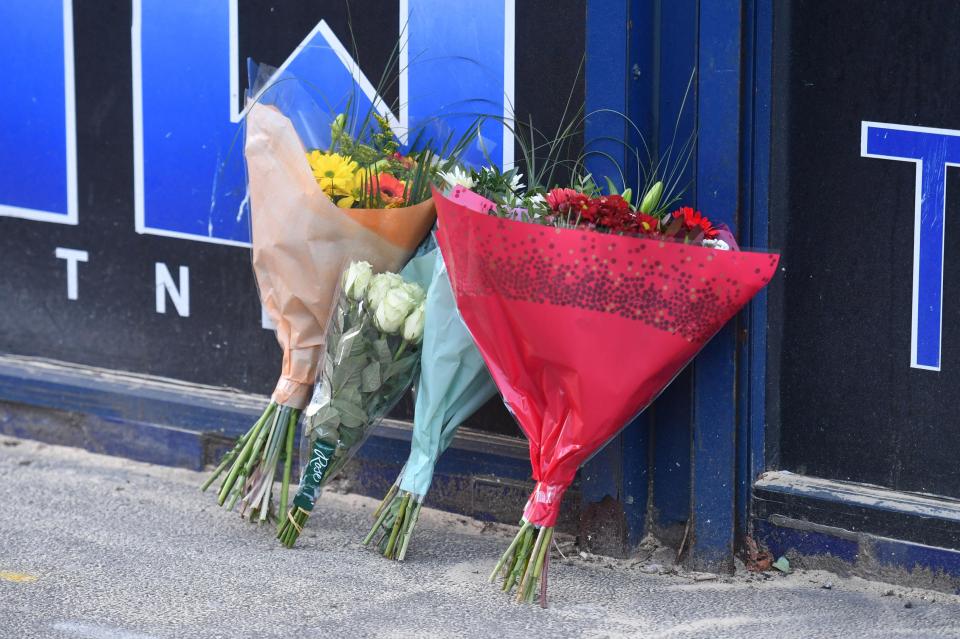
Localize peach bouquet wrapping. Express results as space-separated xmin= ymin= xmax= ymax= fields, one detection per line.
xmin=246 ymin=102 xmax=435 ymax=409
xmin=200 ymin=101 xmax=435 ymax=525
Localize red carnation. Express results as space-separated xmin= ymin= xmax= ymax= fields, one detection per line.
xmin=637 ymin=213 xmax=660 ymax=234
xmin=581 ymin=195 xmax=637 ymax=233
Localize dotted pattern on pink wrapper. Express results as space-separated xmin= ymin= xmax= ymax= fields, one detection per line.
xmin=449 ymin=184 xmax=496 ymax=212
xmin=453 ymin=219 xmax=779 ymax=344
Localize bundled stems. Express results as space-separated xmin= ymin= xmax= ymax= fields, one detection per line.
xmin=383 ymin=493 xmax=411 ymax=558
xmin=201 ymin=400 xmax=300 ymax=524
xmin=204 ymin=402 xmax=275 ymax=499
xmin=200 ymin=426 xmax=253 ymax=492
xmin=362 ymin=496 xmax=395 ymax=546
xmin=490 ymin=522 xmax=554 ymax=607
xmin=363 ymin=488 xmax=423 ymax=561
xmin=277 ymin=506 xmax=310 ymax=547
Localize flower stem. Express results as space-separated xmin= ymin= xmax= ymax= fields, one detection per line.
xmin=277 ymin=507 xmax=310 ymax=548
xmin=373 ymin=483 xmax=399 ymax=520
xmin=517 ymin=526 xmax=546 ymax=602
xmin=257 ymin=460 xmax=277 ymax=522
xmin=501 ymin=543 xmax=523 ymax=591
xmin=212 ymin=402 xmax=276 ymax=501
xmin=242 ymin=407 xmax=283 ymax=478
xmin=390 ymin=496 xmax=413 ymax=560
xmin=363 ymin=490 xmax=398 ymax=546
xmin=504 ymin=526 xmax=535 ymax=593
xmin=277 ymin=409 xmax=298 ymax=532
xmin=225 ymin=476 xmax=244 ymax=511
xmin=200 ymin=426 xmax=252 ymax=492
xmin=489 ymin=521 xmax=532 ymax=583
xmin=396 ymin=500 xmax=422 ymax=561
xmin=525 ymin=526 xmax=552 ymax=603
xmin=383 ymin=493 xmax=410 ymax=559
xmin=540 ymin=541 xmax=551 ymax=608
xmin=217 ymin=402 xmax=276 ymax=506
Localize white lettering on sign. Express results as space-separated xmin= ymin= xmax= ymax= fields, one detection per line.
xmin=54 ymin=247 xmax=88 ymax=300
xmin=155 ymin=263 xmax=190 ymax=317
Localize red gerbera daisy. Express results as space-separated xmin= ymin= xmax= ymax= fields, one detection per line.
xmin=671 ymin=206 xmax=719 ymax=239
xmin=369 ymin=172 xmax=407 ymax=202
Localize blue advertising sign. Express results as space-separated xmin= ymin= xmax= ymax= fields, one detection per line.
xmin=133 ymin=0 xmax=248 ymax=245
xmin=405 ymin=0 xmax=513 ymax=168
xmin=0 ymin=0 xmax=578 ymax=400
xmin=0 ymin=0 xmax=77 ymax=224
xmin=861 ymin=121 xmax=960 ymax=371
xmin=133 ymin=0 xmax=513 ymax=246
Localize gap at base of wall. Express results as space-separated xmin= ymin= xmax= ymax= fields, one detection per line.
xmin=0 ymin=354 xmax=581 ymax=532
xmin=753 ymin=471 xmax=960 ymax=594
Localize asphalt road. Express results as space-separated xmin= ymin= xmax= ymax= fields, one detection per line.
xmin=2 ymin=436 xmax=960 ymax=638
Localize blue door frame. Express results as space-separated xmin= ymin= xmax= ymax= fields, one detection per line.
xmin=583 ymin=0 xmax=774 ymax=571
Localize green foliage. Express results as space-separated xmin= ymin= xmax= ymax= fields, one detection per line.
xmin=472 ymin=61 xmax=697 ymax=224
xmin=471 ymin=165 xmax=525 ymax=205
xmin=295 ymin=283 xmax=423 ymax=511
xmin=271 ymin=19 xmax=481 ymax=210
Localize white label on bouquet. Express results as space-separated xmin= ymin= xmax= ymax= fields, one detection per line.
xmin=533 ymin=484 xmax=560 ymax=504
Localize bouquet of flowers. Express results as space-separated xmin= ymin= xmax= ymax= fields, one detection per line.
xmin=201 ymin=76 xmax=464 ymax=523
xmin=277 ymin=260 xmax=430 ymax=547
xmin=432 ymin=179 xmax=779 ymax=605
xmin=363 ymin=247 xmax=497 ymax=560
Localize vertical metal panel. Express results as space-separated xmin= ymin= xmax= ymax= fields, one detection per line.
xmin=581 ymin=0 xmax=759 ymax=559
xmin=686 ymin=0 xmax=743 ymax=573
xmin=581 ymin=0 xmax=652 ymax=550
xmin=647 ymin=0 xmax=697 ymax=544
xmin=735 ymin=0 xmax=774 ymax=537
xmin=585 ymin=0 xmax=630 ymax=184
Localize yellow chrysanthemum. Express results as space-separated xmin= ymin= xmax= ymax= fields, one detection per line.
xmin=306 ymin=151 xmax=361 ymax=205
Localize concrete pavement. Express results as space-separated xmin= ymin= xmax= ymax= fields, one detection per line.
xmin=2 ymin=436 xmax=960 ymax=638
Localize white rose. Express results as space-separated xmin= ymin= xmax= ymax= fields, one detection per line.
xmin=402 ymin=282 xmax=426 ymax=305
xmin=366 ymin=272 xmax=403 ymax=311
xmin=342 ymin=261 xmax=373 ymax=301
xmin=374 ymin=286 xmax=418 ymax=334
xmin=402 ymin=302 xmax=426 ymax=343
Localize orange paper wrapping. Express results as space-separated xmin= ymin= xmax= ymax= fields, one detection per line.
xmin=245 ymin=103 xmax=436 ymax=409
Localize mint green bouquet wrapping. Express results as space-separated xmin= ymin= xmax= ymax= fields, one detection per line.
xmin=364 ymin=248 xmax=497 ymax=560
